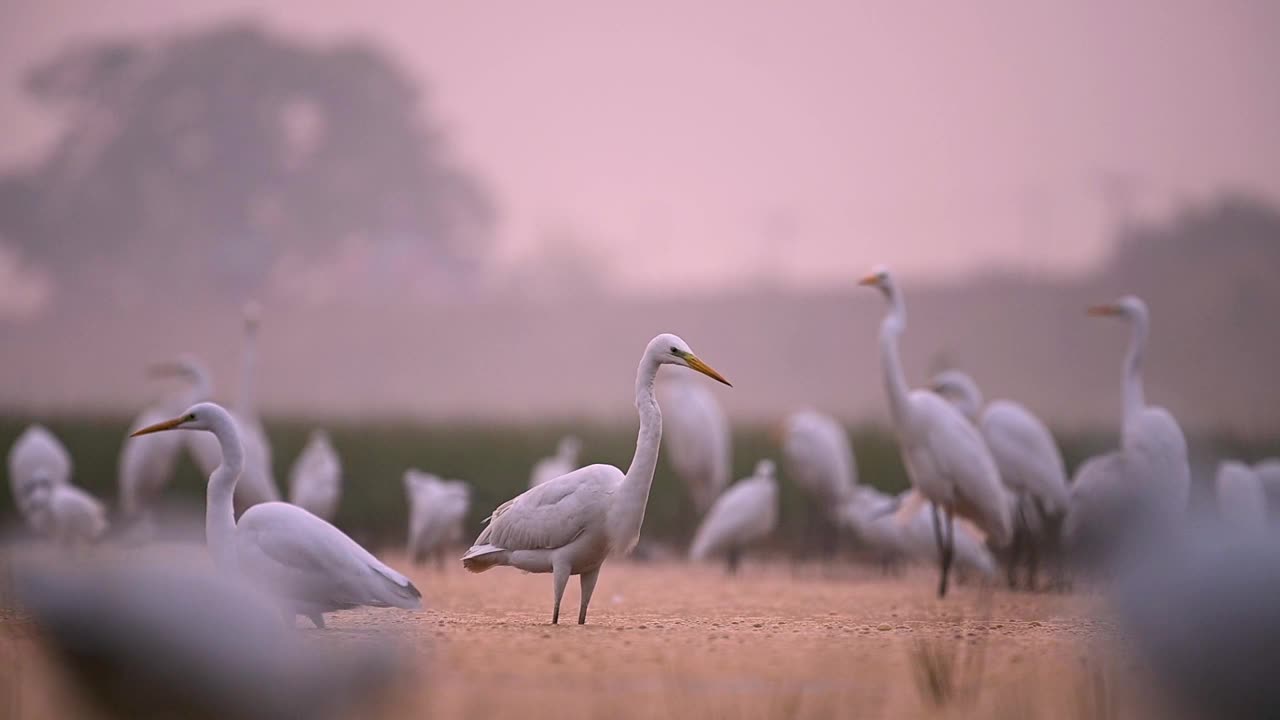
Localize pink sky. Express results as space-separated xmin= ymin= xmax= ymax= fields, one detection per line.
xmin=3 ymin=0 xmax=1278 ymax=291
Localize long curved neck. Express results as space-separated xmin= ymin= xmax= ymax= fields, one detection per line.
xmin=183 ymin=367 xmax=213 ymax=407
xmin=609 ymin=354 xmax=662 ymax=554
xmin=878 ymin=286 xmax=912 ymax=428
xmin=1122 ymin=311 xmax=1148 ymax=425
xmin=204 ymin=411 xmax=244 ymax=572
xmin=238 ymin=321 xmax=257 ymax=418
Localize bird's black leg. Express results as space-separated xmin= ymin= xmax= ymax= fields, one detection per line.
xmin=579 ymin=567 xmax=600 ymax=625
xmin=931 ymin=503 xmax=949 ymax=598
xmin=726 ymin=547 xmax=742 ymax=576
xmin=941 ymin=506 xmax=955 ymax=597
xmin=551 ymin=562 xmax=570 ymax=625
xmin=309 ymin=613 xmax=326 ymax=629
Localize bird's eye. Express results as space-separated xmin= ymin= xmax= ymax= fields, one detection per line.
xmin=669 ymin=346 xmax=679 ymax=354
xmin=186 ymin=413 xmax=197 ymax=422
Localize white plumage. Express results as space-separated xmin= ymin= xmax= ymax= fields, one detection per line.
xmin=837 ymin=488 xmax=996 ymax=579
xmin=1064 ymin=296 xmax=1191 ymax=557
xmin=132 ymin=403 xmax=420 ymax=628
xmin=404 ymin=470 xmax=471 ymax=567
xmin=288 ymin=430 xmax=343 ymax=521
xmin=689 ymin=459 xmax=779 ymax=571
xmin=781 ymin=410 xmax=857 ymax=508
xmin=7 ymin=424 xmax=73 ymax=532
xmin=462 ymin=333 xmax=732 ymax=625
xmin=529 ymin=436 xmax=582 ymax=488
xmin=1216 ymin=460 xmax=1267 ymax=531
xmin=861 ymin=266 xmax=1012 ymax=597
xmin=33 ymin=480 xmax=109 ymax=546
xmin=661 ymin=373 xmax=732 ymax=514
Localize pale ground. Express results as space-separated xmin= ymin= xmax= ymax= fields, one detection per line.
xmin=1 ymin=551 xmax=1154 ymax=719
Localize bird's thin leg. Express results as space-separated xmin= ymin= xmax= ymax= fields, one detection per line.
xmin=308 ymin=613 xmax=326 ymax=629
xmin=931 ymin=503 xmax=948 ymax=598
xmin=726 ymin=547 xmax=741 ymax=576
xmin=1027 ymin=534 xmax=1040 ymax=592
xmin=1006 ymin=521 xmax=1023 ymax=590
xmin=435 ymin=548 xmax=445 ymax=572
xmin=941 ymin=506 xmax=955 ymax=597
xmin=578 ymin=567 xmax=600 ymax=625
xmin=551 ymin=561 xmax=570 ymax=625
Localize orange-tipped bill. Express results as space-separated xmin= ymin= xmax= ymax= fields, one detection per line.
xmin=858 ymin=273 xmax=881 ymax=287
xmin=685 ymin=355 xmax=732 ymax=387
xmin=1087 ymin=304 xmax=1122 ymax=317
xmin=131 ymin=415 xmax=188 ymax=437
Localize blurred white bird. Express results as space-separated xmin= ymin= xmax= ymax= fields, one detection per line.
xmin=1216 ymin=460 xmax=1267 ymax=532
xmin=529 ymin=435 xmax=582 ymax=488
xmin=462 ymin=334 xmax=731 ymax=624
xmin=837 ymin=488 xmax=997 ymax=579
xmin=27 ymin=471 xmax=109 ymax=547
xmin=781 ymin=409 xmax=857 ymax=558
xmin=132 ymin=402 xmax=420 ymax=628
xmin=288 ymin=430 xmax=342 ymax=521
xmin=689 ymin=459 xmax=779 ymax=573
xmin=185 ymin=303 xmax=280 ymax=513
xmin=931 ymin=369 xmax=1069 ymax=589
xmin=404 ymin=470 xmax=471 ymax=568
xmin=7 ymin=424 xmax=73 ymax=533
xmin=860 ymin=266 xmax=1012 ymax=597
xmin=1064 ymin=297 xmax=1191 ymax=560
xmin=1254 ymin=458 xmax=1280 ymax=516
xmin=118 ymin=354 xmax=213 ymax=538
xmin=10 ymin=553 xmax=406 ymax=720
xmin=661 ymin=373 xmax=732 ymax=514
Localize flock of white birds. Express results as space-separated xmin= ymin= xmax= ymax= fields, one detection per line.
xmin=4 ymin=265 xmax=1274 ymax=627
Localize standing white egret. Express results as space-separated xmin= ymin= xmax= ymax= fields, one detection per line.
xmin=462 ymin=334 xmax=731 ymax=624
xmin=404 ymin=470 xmax=472 ymax=568
xmin=661 ymin=373 xmax=732 ymax=515
xmin=118 ymin=354 xmax=213 ymax=537
xmin=1064 ymin=297 xmax=1191 ymax=558
xmin=529 ymin=436 xmax=583 ymax=488
xmin=7 ymin=424 xmax=73 ymax=533
xmin=1215 ymin=461 xmax=1267 ymax=531
xmin=860 ymin=266 xmax=1012 ymax=597
xmin=837 ymin=488 xmax=997 ymax=579
xmin=132 ymin=403 xmax=420 ymax=628
xmin=930 ymin=369 xmax=1069 ymax=589
xmin=185 ymin=303 xmax=280 ymax=512
xmin=288 ymin=430 xmax=342 ymax=521
xmin=689 ymin=459 xmax=779 ymax=573
xmin=781 ymin=410 xmax=857 ymax=557
xmin=27 ymin=470 xmax=109 ymax=547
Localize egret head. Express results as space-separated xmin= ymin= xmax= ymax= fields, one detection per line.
xmin=857 ymin=265 xmax=895 ymax=298
xmin=930 ymin=370 xmax=983 ymax=413
xmin=147 ymin=353 xmax=208 ymax=383
xmin=130 ymin=402 xmax=221 ymax=436
xmin=558 ymin=435 xmax=582 ymax=459
xmin=648 ymin=333 xmax=732 ymax=386
xmin=1087 ymin=295 xmax=1147 ymax=321
xmin=755 ymin=459 xmax=777 ymax=478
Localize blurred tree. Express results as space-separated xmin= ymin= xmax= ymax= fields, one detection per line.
xmin=0 ymin=21 xmax=495 ymax=304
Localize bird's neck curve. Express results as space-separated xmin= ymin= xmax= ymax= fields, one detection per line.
xmin=205 ymin=409 xmax=245 ymax=572
xmin=184 ymin=367 xmax=213 ymax=408
xmin=1122 ymin=310 xmax=1148 ymax=426
xmin=878 ymin=287 xmax=912 ymax=428
xmin=610 ymin=354 xmax=662 ymax=554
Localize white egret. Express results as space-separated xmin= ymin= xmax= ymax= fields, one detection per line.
xmin=837 ymin=488 xmax=997 ymax=579
xmin=28 ymin=471 xmax=109 ymax=547
xmin=462 ymin=333 xmax=731 ymax=624
xmin=529 ymin=435 xmax=583 ymax=488
xmin=835 ymin=486 xmax=909 ymax=569
xmin=860 ymin=266 xmax=1012 ymax=597
xmin=118 ymin=354 xmax=213 ymax=536
xmin=132 ymin=403 xmax=420 ymax=628
xmin=1215 ymin=461 xmax=1267 ymax=531
xmin=185 ymin=303 xmax=280 ymax=512
xmin=688 ymin=459 xmax=779 ymax=573
xmin=661 ymin=372 xmax=732 ymax=514
xmin=288 ymin=430 xmax=342 ymax=521
xmin=931 ymin=369 xmax=1069 ymax=589
xmin=404 ymin=470 xmax=471 ymax=568
xmin=7 ymin=424 xmax=73 ymax=533
xmin=1064 ymin=297 xmax=1191 ymax=558
xmin=781 ymin=409 xmax=857 ymax=557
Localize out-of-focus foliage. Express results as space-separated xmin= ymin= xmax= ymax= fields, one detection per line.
xmin=0 ymin=21 xmax=494 ymax=304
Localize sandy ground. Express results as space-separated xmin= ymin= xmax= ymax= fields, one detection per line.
xmin=1 ymin=551 xmax=1149 ymax=719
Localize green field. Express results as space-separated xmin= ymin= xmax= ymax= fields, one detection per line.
xmin=0 ymin=416 xmax=1270 ymax=552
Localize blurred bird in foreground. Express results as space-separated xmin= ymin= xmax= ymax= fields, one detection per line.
xmin=7 ymin=553 xmax=408 ymax=720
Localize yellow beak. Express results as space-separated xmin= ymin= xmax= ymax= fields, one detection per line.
xmin=131 ymin=415 xmax=188 ymax=437
xmin=1087 ymin=304 xmax=1122 ymax=317
xmin=685 ymin=355 xmax=732 ymax=387
xmin=858 ymin=274 xmax=881 ymax=287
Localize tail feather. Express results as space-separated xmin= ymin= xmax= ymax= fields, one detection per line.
xmin=461 ymin=544 xmax=507 ymax=573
